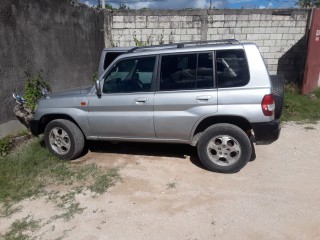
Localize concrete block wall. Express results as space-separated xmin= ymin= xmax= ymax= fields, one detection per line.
xmin=0 ymin=0 xmax=104 ymax=133
xmin=108 ymin=9 xmax=310 ymax=82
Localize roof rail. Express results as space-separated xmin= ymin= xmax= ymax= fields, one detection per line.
xmin=127 ymin=39 xmax=240 ymax=53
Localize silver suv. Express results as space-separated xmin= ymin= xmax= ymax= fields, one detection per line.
xmin=30 ymin=40 xmax=283 ymax=173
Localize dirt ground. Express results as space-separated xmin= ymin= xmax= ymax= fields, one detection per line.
xmin=1 ymin=122 xmax=320 ymax=239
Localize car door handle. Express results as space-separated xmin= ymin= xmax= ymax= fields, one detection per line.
xmin=196 ymin=95 xmax=212 ymax=101
xmin=134 ymin=97 xmax=148 ymax=103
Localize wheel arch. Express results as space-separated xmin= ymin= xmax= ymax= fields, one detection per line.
xmin=191 ymin=115 xmax=252 ymax=146
xmin=38 ymin=114 xmax=84 ymax=136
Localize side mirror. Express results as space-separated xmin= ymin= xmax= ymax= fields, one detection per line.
xmin=95 ymin=80 xmax=101 ymax=97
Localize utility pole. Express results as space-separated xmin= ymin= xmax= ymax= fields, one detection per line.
xmin=210 ymin=0 xmax=212 ymax=9
xmin=101 ymin=0 xmax=105 ymax=8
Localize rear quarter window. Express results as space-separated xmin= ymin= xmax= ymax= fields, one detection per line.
xmin=216 ymin=49 xmax=250 ymax=88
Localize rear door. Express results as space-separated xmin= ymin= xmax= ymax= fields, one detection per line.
xmin=88 ymin=55 xmax=158 ymax=139
xmin=154 ymin=52 xmax=218 ymax=141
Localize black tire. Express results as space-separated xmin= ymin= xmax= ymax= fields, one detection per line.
xmin=197 ymin=123 xmax=252 ymax=173
xmin=270 ymin=75 xmax=284 ymax=119
xmin=44 ymin=119 xmax=85 ymax=160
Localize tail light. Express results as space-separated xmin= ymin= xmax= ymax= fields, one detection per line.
xmin=261 ymin=94 xmax=275 ymax=116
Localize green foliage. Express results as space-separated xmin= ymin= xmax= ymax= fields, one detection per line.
xmin=159 ymin=34 xmax=164 ymax=45
xmin=24 ymin=71 xmax=51 ymax=112
xmin=0 ymin=136 xmax=12 ymax=157
xmin=281 ymin=85 xmax=320 ymax=121
xmin=119 ymin=3 xmax=130 ymax=9
xmin=0 ymin=139 xmax=121 ymax=218
xmin=296 ymin=0 xmax=320 ymax=7
xmin=92 ymin=72 xmax=99 ymax=84
xmin=133 ymin=35 xmax=152 ymax=47
xmin=0 ymin=215 xmax=40 ymax=240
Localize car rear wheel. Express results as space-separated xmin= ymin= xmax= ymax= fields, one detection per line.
xmin=44 ymin=119 xmax=85 ymax=160
xmin=197 ymin=123 xmax=252 ymax=173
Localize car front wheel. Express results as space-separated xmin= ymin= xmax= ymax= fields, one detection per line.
xmin=44 ymin=119 xmax=85 ymax=160
xmin=197 ymin=123 xmax=252 ymax=173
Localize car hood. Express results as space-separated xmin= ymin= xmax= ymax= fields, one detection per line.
xmin=46 ymin=86 xmax=92 ymax=99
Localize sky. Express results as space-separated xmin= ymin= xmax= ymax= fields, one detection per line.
xmin=81 ymin=0 xmax=297 ymax=9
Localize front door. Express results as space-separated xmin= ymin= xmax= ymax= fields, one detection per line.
xmin=88 ymin=55 xmax=157 ymax=139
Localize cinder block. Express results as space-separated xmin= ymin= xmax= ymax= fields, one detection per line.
xmin=193 ymin=21 xmax=202 ymax=28
xmin=180 ymin=35 xmax=192 ymax=41
xmin=260 ymin=14 xmax=273 ymax=21
xmin=113 ymin=16 xmax=124 ymax=22
xmin=225 ymin=21 xmax=236 ymax=27
xmin=147 ymin=22 xmax=159 ymax=29
xmin=270 ymin=33 xmax=282 ymax=40
xmin=260 ymin=21 xmax=272 ymax=27
xmin=235 ymin=34 xmax=247 ymax=40
xmin=147 ymin=16 xmax=159 ymax=22
xmin=277 ymin=28 xmax=290 ymax=34
xmin=183 ymin=21 xmax=193 ymax=28
xmin=159 ymin=22 xmax=170 ymax=28
xmin=125 ymin=22 xmax=136 ymax=28
xmin=124 ymin=16 xmax=135 ymax=23
xmin=259 ymin=46 xmax=270 ymax=53
xmin=208 ymin=28 xmax=218 ymax=35
xmin=225 ymin=15 xmax=237 ymax=21
xmin=175 ymin=29 xmax=187 ymax=35
xmin=136 ymin=22 xmax=146 ymax=29
xmin=254 ymin=28 xmax=267 ymax=34
xmin=209 ymin=21 xmax=224 ymax=28
xmin=152 ymin=29 xmax=164 ymax=35
xmin=284 ymin=21 xmax=296 ymax=27
xmin=211 ymin=15 xmax=225 ymax=21
xmin=236 ymin=15 xmax=249 ymax=21
xmin=249 ymin=14 xmax=261 ymax=21
xmin=247 ymin=21 xmax=260 ymax=27
xmin=112 ymin=22 xmax=125 ymax=29
xmin=218 ymin=28 xmax=229 ymax=34
xmin=296 ymin=21 xmax=307 ymax=27
xmin=263 ymin=39 xmax=276 ymax=46
xmin=247 ymin=34 xmax=259 ymax=40
xmin=159 ymin=16 xmax=171 ymax=22
xmin=170 ymin=21 xmax=183 ymax=29
xmin=136 ymin=16 xmax=146 ymax=22
xmin=241 ymin=28 xmax=254 ymax=34
xmin=258 ymin=34 xmax=271 ymax=40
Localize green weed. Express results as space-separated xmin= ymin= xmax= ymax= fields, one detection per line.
xmin=0 ymin=138 xmax=121 ymax=219
xmin=0 ymin=215 xmax=41 ymax=240
xmin=281 ymin=87 xmax=320 ymax=122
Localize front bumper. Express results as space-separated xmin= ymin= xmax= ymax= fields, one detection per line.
xmin=29 ymin=119 xmax=40 ymax=136
xmin=252 ymin=120 xmax=281 ymax=145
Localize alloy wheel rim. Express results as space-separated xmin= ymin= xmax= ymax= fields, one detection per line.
xmin=206 ymin=135 xmax=241 ymax=166
xmin=49 ymin=127 xmax=71 ymax=155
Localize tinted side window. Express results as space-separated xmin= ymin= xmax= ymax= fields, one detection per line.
xmin=160 ymin=54 xmax=197 ymax=91
xmin=197 ymin=53 xmax=214 ymax=89
xmin=216 ymin=49 xmax=249 ymax=88
xmin=103 ymin=57 xmax=155 ymax=93
xmin=160 ymin=53 xmax=214 ymax=91
xmin=103 ymin=52 xmax=125 ymax=70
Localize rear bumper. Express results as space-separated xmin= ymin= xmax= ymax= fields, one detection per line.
xmin=252 ymin=120 xmax=281 ymax=145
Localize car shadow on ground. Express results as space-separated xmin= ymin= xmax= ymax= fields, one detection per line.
xmin=86 ymin=141 xmax=207 ymax=170
xmin=86 ymin=141 xmax=256 ymax=171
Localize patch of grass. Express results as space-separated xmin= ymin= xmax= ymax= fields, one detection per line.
xmin=304 ymin=126 xmax=315 ymax=130
xmin=0 ymin=130 xmax=31 ymax=157
xmin=0 ymin=138 xmax=121 ymax=218
xmin=281 ymin=85 xmax=320 ymax=122
xmin=0 ymin=215 xmax=41 ymax=240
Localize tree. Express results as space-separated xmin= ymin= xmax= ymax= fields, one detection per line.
xmin=296 ymin=0 xmax=320 ymax=8
xmin=119 ymin=4 xmax=130 ymax=10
